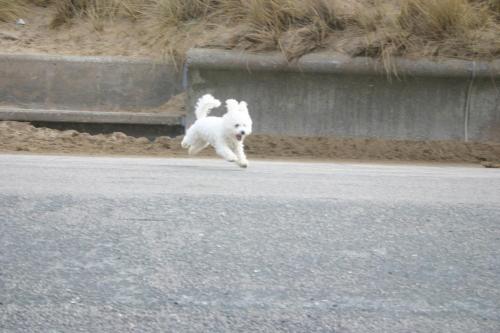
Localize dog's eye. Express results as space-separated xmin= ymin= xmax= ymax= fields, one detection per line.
xmin=235 ymin=124 xmax=240 ymax=128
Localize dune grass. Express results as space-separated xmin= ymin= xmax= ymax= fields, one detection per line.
xmin=49 ymin=0 xmax=144 ymax=29
xmin=2 ymin=0 xmax=500 ymax=64
xmin=145 ymin=0 xmax=500 ymax=62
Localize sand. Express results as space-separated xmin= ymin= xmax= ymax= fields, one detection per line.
xmin=0 ymin=5 xmax=160 ymax=58
xmin=1 ymin=121 xmax=499 ymax=167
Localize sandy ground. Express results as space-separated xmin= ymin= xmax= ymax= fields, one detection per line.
xmin=138 ymin=92 xmax=186 ymax=115
xmin=0 ymin=5 xmax=159 ymax=58
xmin=1 ymin=121 xmax=499 ymax=167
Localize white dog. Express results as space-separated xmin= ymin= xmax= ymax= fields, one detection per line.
xmin=181 ymin=94 xmax=253 ymax=168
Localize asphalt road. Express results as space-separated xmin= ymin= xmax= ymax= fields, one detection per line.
xmin=1 ymin=154 xmax=499 ymax=332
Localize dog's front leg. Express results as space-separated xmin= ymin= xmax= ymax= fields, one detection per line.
xmin=214 ymin=141 xmax=238 ymax=162
xmin=235 ymin=142 xmax=249 ymax=168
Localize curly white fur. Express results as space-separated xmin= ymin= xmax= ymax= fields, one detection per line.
xmin=182 ymin=94 xmax=253 ymax=168
xmin=194 ymin=94 xmax=221 ymax=119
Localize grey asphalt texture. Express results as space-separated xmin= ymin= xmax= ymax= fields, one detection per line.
xmin=1 ymin=154 xmax=499 ymax=333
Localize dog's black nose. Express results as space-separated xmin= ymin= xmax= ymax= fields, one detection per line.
xmin=240 ymin=130 xmax=246 ymax=135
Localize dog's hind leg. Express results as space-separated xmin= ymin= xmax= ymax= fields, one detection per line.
xmin=181 ymin=134 xmax=191 ymax=149
xmin=188 ymin=140 xmax=209 ymax=155
xmin=181 ymin=126 xmax=197 ymax=149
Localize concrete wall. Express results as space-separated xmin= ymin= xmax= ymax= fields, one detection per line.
xmin=186 ymin=49 xmax=500 ymax=143
xmin=0 ymin=53 xmax=182 ymax=111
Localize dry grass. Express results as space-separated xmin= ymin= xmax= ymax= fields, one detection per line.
xmin=2 ymin=0 xmax=500 ymax=64
xmin=29 ymin=0 xmax=53 ymax=6
xmin=348 ymin=0 xmax=500 ymax=72
xmin=49 ymin=0 xmax=143 ymax=29
xmin=223 ymin=0 xmax=347 ymax=59
xmin=147 ymin=0 xmax=214 ymax=25
xmin=0 ymin=0 xmax=27 ymax=22
xmin=145 ymin=0 xmax=358 ymax=63
xmin=397 ymin=0 xmax=499 ymax=57
xmin=0 ymin=0 xmax=138 ymax=27
xmin=487 ymin=0 xmax=500 ymax=11
xmin=142 ymin=0 xmax=500 ymax=64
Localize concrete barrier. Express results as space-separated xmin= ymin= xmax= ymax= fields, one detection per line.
xmin=186 ymin=49 xmax=500 ymax=142
xmin=0 ymin=53 xmax=182 ymax=111
xmin=0 ymin=106 xmax=185 ymax=139
xmin=0 ymin=106 xmax=183 ymax=125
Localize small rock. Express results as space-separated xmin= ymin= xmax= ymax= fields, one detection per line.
xmin=16 ymin=19 xmax=26 ymax=26
xmin=136 ymin=137 xmax=150 ymax=144
xmin=62 ymin=130 xmax=79 ymax=137
xmin=110 ymin=132 xmax=128 ymax=140
xmin=481 ymin=161 xmax=500 ymax=168
xmin=154 ymin=136 xmax=172 ymax=148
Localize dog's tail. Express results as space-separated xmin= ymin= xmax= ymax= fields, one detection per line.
xmin=195 ymin=94 xmax=221 ymax=119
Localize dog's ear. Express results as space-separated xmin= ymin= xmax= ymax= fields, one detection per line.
xmin=226 ymin=99 xmax=239 ymax=112
xmin=239 ymin=101 xmax=249 ymax=113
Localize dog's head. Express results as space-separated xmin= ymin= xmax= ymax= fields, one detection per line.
xmin=223 ymin=99 xmax=253 ymax=142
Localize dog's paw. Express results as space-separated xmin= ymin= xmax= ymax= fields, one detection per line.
xmin=225 ymin=154 xmax=238 ymax=163
xmin=237 ymin=160 xmax=249 ymax=168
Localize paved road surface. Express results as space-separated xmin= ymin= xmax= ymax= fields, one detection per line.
xmin=1 ymin=154 xmax=499 ymax=332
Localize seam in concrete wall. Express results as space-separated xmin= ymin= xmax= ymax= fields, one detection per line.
xmin=182 ymin=62 xmax=189 ymax=90
xmin=463 ymin=61 xmax=477 ymax=142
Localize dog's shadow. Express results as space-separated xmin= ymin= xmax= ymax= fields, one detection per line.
xmin=168 ymin=164 xmax=245 ymax=172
